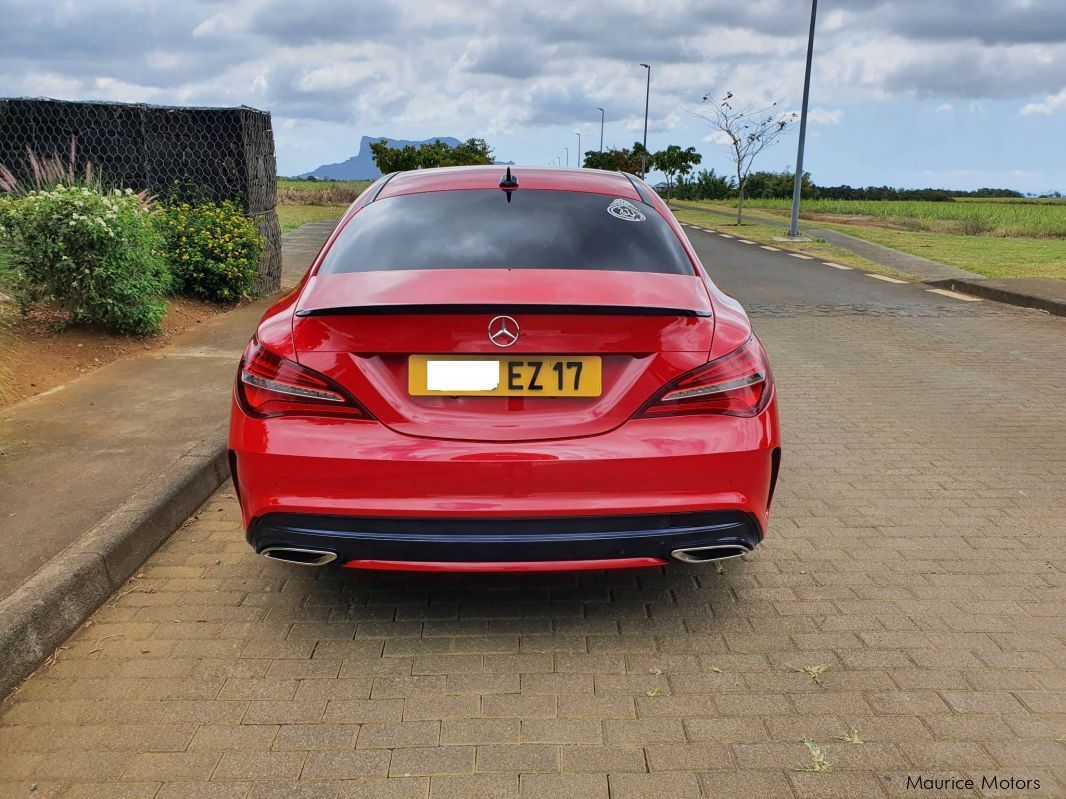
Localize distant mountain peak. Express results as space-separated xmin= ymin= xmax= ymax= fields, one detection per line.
xmin=361 ymin=134 xmax=462 ymax=148
xmin=299 ymin=135 xmax=464 ymax=180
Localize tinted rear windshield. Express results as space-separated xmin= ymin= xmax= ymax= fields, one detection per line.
xmin=319 ymin=189 xmax=694 ymax=275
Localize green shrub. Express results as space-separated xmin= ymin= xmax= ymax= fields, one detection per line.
xmin=0 ymin=186 xmax=170 ymax=335
xmin=157 ymin=200 xmax=262 ymax=303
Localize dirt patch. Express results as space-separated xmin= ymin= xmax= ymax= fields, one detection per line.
xmin=802 ymin=212 xmax=909 ymax=231
xmin=1 ymin=297 xmax=231 ymax=410
xmin=760 ymin=208 xmax=907 ymax=231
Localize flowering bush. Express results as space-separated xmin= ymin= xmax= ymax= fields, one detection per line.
xmin=0 ymin=186 xmax=170 ymax=334
xmin=156 ymin=200 xmax=262 ymax=303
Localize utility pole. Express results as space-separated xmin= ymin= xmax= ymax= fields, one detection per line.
xmin=788 ymin=0 xmax=818 ymax=238
xmin=596 ymin=107 xmax=605 ymax=151
xmin=640 ymin=64 xmax=651 ymax=178
xmin=563 ymin=146 xmax=569 ymax=168
xmin=575 ymin=132 xmax=581 ymax=168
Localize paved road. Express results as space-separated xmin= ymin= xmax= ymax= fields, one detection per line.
xmin=2 ymin=223 xmax=1064 ymax=798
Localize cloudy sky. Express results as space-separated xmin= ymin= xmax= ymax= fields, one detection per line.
xmin=4 ymin=0 xmax=1065 ymax=192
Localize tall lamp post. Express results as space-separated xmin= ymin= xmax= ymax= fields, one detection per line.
xmin=639 ymin=64 xmax=651 ymax=178
xmin=563 ymin=146 xmax=569 ymax=168
xmin=788 ymin=0 xmax=818 ymax=238
xmin=575 ymin=132 xmax=581 ymax=168
xmin=596 ymin=107 xmax=605 ymax=151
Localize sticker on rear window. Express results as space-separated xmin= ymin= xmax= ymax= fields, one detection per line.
xmin=607 ymin=198 xmax=646 ymax=222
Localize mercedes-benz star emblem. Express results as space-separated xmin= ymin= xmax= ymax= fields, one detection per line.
xmin=488 ymin=315 xmax=519 ymax=347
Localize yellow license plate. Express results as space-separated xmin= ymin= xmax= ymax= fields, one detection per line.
xmin=408 ymin=355 xmax=602 ymax=397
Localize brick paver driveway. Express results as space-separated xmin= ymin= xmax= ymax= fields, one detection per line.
xmin=2 ymin=226 xmax=1064 ymax=798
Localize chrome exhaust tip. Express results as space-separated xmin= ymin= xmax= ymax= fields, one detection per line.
xmin=260 ymin=546 xmax=338 ymax=566
xmin=670 ymin=544 xmax=751 ymax=564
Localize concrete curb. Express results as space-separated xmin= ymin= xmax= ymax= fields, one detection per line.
xmin=0 ymin=426 xmax=228 ymax=698
xmin=926 ymin=278 xmax=1066 ymax=318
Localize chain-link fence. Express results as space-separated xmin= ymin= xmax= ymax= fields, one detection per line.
xmin=0 ymin=98 xmax=281 ymax=295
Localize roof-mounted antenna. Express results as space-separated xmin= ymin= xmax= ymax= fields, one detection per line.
xmin=499 ymin=167 xmax=518 ymax=202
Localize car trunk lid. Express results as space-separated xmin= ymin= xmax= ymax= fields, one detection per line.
xmin=293 ymin=269 xmax=715 ymax=442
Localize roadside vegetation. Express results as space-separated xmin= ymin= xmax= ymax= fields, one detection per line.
xmin=370 ymin=138 xmax=493 ymax=172
xmin=277 ymin=204 xmax=349 ymax=233
xmin=674 ymin=198 xmax=1066 ymax=281
xmin=0 ymin=248 xmax=12 ymax=404
xmin=0 ymin=144 xmax=266 ymax=402
xmin=277 ymin=178 xmax=371 ymax=205
xmin=156 ymin=200 xmax=263 ymax=302
xmin=711 ymin=196 xmax=1066 ymax=238
xmin=276 ymin=179 xmax=372 ymax=233
xmin=2 ymin=185 xmax=171 ymax=334
xmin=802 ymin=219 xmax=1066 ymax=281
xmin=659 ymin=162 xmax=1066 ymax=281
xmin=671 ymin=206 xmax=911 ymax=279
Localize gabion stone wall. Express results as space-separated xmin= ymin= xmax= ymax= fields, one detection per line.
xmin=0 ymin=98 xmax=282 ymax=295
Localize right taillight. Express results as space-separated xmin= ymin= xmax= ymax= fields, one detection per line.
xmin=637 ymin=336 xmax=773 ymax=418
xmin=236 ymin=338 xmax=371 ymax=420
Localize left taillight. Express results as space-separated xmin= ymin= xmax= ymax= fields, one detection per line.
xmin=637 ymin=335 xmax=773 ymax=418
xmin=236 ymin=338 xmax=371 ymax=419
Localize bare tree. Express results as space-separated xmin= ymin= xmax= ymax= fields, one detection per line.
xmin=693 ymin=92 xmax=797 ymax=225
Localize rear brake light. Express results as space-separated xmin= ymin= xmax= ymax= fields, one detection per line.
xmin=638 ymin=336 xmax=773 ymax=418
xmin=236 ymin=339 xmax=371 ymax=419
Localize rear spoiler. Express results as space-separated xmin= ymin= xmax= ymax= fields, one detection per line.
xmin=295 ymin=304 xmax=712 ymax=318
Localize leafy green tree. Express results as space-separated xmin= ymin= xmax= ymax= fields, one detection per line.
xmin=581 ymin=150 xmax=616 ymax=170
xmin=673 ymin=168 xmax=735 ymax=201
xmin=369 ymin=138 xmax=494 ymax=173
xmin=369 ymin=140 xmax=421 ymax=173
xmin=413 ymin=140 xmax=452 ymax=169
xmin=651 ymin=145 xmax=702 ymax=200
xmin=744 ymin=170 xmax=813 ymax=199
xmin=448 ymin=138 xmax=494 ymax=166
xmin=582 ymin=142 xmax=650 ymax=174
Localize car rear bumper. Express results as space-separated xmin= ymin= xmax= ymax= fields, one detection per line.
xmin=229 ymin=400 xmax=780 ymax=569
xmin=247 ymin=509 xmax=762 ymax=570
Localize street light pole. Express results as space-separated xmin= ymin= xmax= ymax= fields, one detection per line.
xmin=639 ymin=64 xmax=650 ymax=178
xmin=575 ymin=132 xmax=581 ymax=168
xmin=563 ymin=146 xmax=569 ymax=168
xmin=596 ymin=107 xmax=605 ymax=151
xmin=788 ymin=0 xmax=818 ymax=238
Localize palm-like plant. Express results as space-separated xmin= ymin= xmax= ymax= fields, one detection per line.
xmin=0 ymin=137 xmax=98 ymax=196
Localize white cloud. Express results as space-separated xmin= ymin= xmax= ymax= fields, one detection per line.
xmin=1021 ymin=88 xmax=1066 ymax=115
xmin=702 ymin=131 xmax=735 ymax=146
xmin=192 ymin=12 xmax=239 ymax=38
xmin=935 ymin=103 xmax=954 ymax=113
xmin=2 ymin=0 xmax=1065 ymax=176
xmin=783 ymin=108 xmax=844 ymax=125
xmin=16 ymin=72 xmax=83 ymax=97
xmin=92 ymin=78 xmax=162 ymax=101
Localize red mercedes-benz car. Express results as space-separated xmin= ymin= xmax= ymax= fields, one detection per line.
xmin=228 ymin=166 xmax=780 ymax=572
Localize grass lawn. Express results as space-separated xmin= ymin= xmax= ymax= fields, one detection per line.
xmin=670 ymin=206 xmax=912 ymax=280
xmin=275 ymin=178 xmax=370 ymax=232
xmin=711 ymin=197 xmax=1066 ymax=237
xmin=277 ymin=204 xmax=345 ymax=234
xmin=278 ymin=178 xmax=373 ymax=193
xmin=804 ymin=221 xmax=1066 ymax=281
xmin=676 ymin=201 xmax=1066 ymax=282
